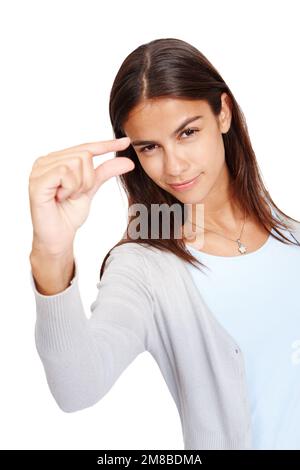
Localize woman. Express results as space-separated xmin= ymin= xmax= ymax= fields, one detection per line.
xmin=28 ymin=38 xmax=300 ymax=450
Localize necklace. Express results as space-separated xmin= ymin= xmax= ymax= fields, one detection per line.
xmin=188 ymin=209 xmax=248 ymax=255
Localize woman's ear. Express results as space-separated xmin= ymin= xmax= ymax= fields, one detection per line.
xmin=219 ymin=92 xmax=232 ymax=134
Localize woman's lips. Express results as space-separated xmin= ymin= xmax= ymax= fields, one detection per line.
xmin=168 ymin=173 xmax=202 ymax=191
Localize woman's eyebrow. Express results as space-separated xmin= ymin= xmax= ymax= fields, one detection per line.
xmin=131 ymin=115 xmax=204 ymax=147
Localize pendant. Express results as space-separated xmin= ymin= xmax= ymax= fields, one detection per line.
xmin=236 ymin=239 xmax=247 ymax=254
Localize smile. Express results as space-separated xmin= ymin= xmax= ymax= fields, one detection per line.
xmin=168 ymin=173 xmax=202 ymax=191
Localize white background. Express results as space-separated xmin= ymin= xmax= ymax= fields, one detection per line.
xmin=0 ymin=0 xmax=299 ymax=450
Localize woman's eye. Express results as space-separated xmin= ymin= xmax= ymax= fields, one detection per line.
xmin=140 ymin=144 xmax=157 ymax=153
xmin=181 ymin=127 xmax=199 ymax=138
xmin=140 ymin=128 xmax=199 ymax=153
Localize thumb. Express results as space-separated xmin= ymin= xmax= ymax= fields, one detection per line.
xmin=87 ymin=157 xmax=135 ymax=199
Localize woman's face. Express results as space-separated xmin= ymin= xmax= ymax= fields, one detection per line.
xmin=123 ymin=93 xmax=232 ymax=205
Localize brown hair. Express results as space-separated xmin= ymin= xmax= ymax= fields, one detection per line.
xmin=99 ymin=37 xmax=300 ymax=280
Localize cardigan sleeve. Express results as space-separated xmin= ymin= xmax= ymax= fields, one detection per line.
xmin=29 ymin=245 xmax=155 ymax=413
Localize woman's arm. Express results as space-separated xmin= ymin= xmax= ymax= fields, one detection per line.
xmin=30 ymin=245 xmax=156 ymax=413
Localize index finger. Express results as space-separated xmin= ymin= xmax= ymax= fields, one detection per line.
xmin=49 ymin=136 xmax=131 ymax=157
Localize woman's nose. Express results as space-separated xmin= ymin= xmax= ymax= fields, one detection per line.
xmin=164 ymin=149 xmax=189 ymax=176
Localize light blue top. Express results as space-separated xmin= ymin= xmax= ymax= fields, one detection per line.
xmin=185 ymin=212 xmax=300 ymax=449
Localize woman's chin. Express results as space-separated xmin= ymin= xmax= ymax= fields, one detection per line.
xmin=175 ymin=191 xmax=206 ymax=205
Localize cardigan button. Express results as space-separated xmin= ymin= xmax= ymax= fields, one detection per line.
xmin=235 ymin=348 xmax=239 ymax=354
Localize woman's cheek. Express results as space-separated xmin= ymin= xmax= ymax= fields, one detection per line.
xmin=143 ymin=158 xmax=161 ymax=179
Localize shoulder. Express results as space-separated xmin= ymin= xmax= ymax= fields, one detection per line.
xmin=109 ymin=241 xmax=170 ymax=260
xmin=98 ymin=242 xmax=156 ymax=296
xmin=108 ymin=241 xmax=181 ymax=274
xmin=104 ymin=242 xmax=160 ymax=275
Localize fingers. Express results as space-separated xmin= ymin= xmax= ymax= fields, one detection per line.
xmin=86 ymin=156 xmax=135 ymax=199
xmin=29 ymin=136 xmax=134 ymax=203
xmin=33 ymin=150 xmax=93 ymax=170
xmin=29 ymin=164 xmax=79 ymax=204
xmin=31 ymin=154 xmax=95 ymax=194
xmin=31 ymin=152 xmax=134 ymax=200
xmin=45 ymin=136 xmax=131 ymax=159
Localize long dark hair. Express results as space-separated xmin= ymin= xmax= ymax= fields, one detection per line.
xmin=99 ymin=37 xmax=299 ymax=279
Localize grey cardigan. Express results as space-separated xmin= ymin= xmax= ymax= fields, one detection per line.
xmin=29 ymin=217 xmax=300 ymax=450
